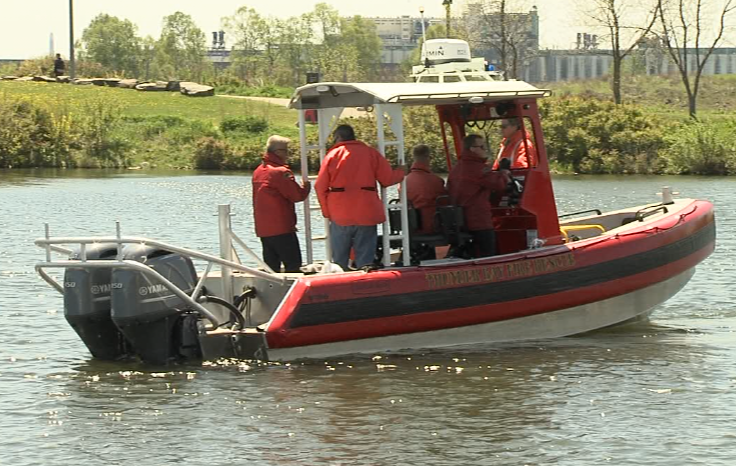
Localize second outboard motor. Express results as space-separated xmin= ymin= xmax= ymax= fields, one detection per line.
xmin=64 ymin=243 xmax=131 ymax=360
xmin=110 ymin=245 xmax=200 ymax=365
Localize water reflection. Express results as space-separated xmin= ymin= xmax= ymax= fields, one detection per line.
xmin=56 ymin=322 xmax=702 ymax=465
xmin=3 ymin=173 xmax=736 ymax=466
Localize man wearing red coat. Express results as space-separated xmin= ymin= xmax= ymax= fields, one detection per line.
xmin=447 ymin=134 xmax=510 ymax=258
xmin=405 ymin=144 xmax=447 ymax=234
xmin=315 ymin=125 xmax=405 ymax=270
xmin=492 ymin=117 xmax=538 ymax=170
xmin=252 ymin=135 xmax=311 ymax=272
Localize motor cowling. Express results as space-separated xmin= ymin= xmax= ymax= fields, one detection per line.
xmin=110 ymin=244 xmax=200 ymax=365
xmin=63 ymin=243 xmax=131 ymax=360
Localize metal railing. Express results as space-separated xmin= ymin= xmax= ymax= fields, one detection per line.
xmin=35 ymin=206 xmax=286 ymax=328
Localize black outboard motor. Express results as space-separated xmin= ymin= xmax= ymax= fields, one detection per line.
xmin=64 ymin=243 xmax=132 ymax=360
xmin=110 ymin=245 xmax=201 ymax=365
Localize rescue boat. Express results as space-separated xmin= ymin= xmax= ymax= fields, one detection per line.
xmin=35 ymin=80 xmax=715 ymax=364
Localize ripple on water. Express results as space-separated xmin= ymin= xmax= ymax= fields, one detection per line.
xmin=2 ymin=172 xmax=736 ymax=465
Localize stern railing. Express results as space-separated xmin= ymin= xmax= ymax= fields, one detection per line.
xmin=35 ymin=205 xmax=285 ymax=328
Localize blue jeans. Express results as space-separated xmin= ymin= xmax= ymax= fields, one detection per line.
xmin=329 ymin=222 xmax=378 ymax=270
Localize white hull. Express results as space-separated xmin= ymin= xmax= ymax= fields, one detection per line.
xmin=268 ymin=268 xmax=695 ymax=361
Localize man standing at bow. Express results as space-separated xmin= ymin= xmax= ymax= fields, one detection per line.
xmin=252 ymin=135 xmax=311 ymax=273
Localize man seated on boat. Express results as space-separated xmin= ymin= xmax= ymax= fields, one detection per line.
xmin=252 ymin=135 xmax=311 ymax=272
xmin=447 ymin=134 xmax=511 ymax=257
xmin=315 ymin=124 xmax=406 ymax=270
xmin=405 ymin=144 xmax=448 ymax=234
xmin=492 ymin=117 xmax=538 ymax=170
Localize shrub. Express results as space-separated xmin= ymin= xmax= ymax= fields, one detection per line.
xmin=193 ymin=137 xmax=232 ymax=169
xmin=660 ymin=119 xmax=736 ymax=175
xmin=0 ymin=95 xmax=77 ymax=168
xmin=221 ymin=116 xmax=269 ymax=134
xmin=540 ymin=96 xmax=668 ymax=174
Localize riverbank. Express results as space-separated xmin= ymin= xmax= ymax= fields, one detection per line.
xmin=0 ymin=80 xmax=304 ymax=170
xmin=2 ymin=76 xmax=736 ymax=174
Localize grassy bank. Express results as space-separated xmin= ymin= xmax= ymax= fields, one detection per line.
xmin=0 ymin=80 xmax=302 ymax=169
xmin=3 ymin=75 xmax=736 ymax=174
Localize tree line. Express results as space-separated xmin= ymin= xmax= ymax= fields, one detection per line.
xmin=462 ymin=0 xmax=734 ymax=119
xmin=21 ymin=3 xmax=382 ymax=87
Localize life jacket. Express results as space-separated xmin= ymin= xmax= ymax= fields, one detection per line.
xmin=447 ymin=151 xmax=508 ymax=231
xmin=493 ymin=129 xmax=537 ymax=169
xmin=315 ymin=140 xmax=404 ymax=226
xmin=252 ymin=152 xmax=310 ymax=238
xmin=404 ymin=161 xmax=447 ymax=234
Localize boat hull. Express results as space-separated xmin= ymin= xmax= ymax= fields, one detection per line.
xmin=267 ymin=268 xmax=694 ymax=361
xmin=255 ymin=199 xmax=715 ymax=360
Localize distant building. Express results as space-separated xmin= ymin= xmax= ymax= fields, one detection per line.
xmin=370 ymin=15 xmax=444 ymax=65
xmin=521 ymin=47 xmax=736 ymax=83
xmin=462 ymin=5 xmax=540 ymax=77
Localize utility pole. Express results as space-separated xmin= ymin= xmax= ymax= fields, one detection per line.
xmin=419 ymin=6 xmax=426 ymax=44
xmin=69 ymin=0 xmax=76 ymax=79
xmin=442 ymin=0 xmax=453 ymax=38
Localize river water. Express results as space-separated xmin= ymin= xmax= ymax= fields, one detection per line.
xmin=0 ymin=170 xmax=733 ymax=466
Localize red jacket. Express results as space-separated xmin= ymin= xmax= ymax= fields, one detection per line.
xmin=447 ymin=151 xmax=508 ymax=231
xmin=315 ymin=140 xmax=404 ymax=226
xmin=252 ymin=152 xmax=310 ymax=238
xmin=493 ymin=130 xmax=537 ymax=169
xmin=405 ymin=161 xmax=447 ymax=234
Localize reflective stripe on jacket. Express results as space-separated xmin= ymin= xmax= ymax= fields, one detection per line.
xmin=252 ymin=152 xmax=310 ymax=238
xmin=447 ymin=151 xmax=508 ymax=231
xmin=493 ymin=130 xmax=537 ymax=169
xmin=315 ymin=140 xmax=404 ymax=226
xmin=405 ymin=161 xmax=447 ymax=234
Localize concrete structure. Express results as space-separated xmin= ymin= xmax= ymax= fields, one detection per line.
xmin=462 ymin=5 xmax=540 ymax=73
xmin=371 ymin=15 xmax=444 ymax=65
xmin=519 ymin=47 xmax=736 ymax=83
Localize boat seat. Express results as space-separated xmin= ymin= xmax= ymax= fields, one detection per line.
xmin=436 ymin=205 xmax=472 ymax=247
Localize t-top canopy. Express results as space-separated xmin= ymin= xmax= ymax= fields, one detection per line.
xmin=288 ymin=81 xmax=551 ymax=110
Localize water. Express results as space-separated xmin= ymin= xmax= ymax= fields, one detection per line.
xmin=1 ymin=170 xmax=734 ymax=465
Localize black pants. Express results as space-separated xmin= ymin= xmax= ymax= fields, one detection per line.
xmin=470 ymin=229 xmax=496 ymax=258
xmin=260 ymin=232 xmax=302 ymax=273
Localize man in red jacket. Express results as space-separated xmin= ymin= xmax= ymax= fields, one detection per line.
xmin=315 ymin=125 xmax=405 ymax=270
xmin=252 ymin=135 xmax=311 ymax=272
xmin=405 ymin=144 xmax=447 ymax=234
xmin=447 ymin=134 xmax=511 ymax=258
xmin=492 ymin=117 xmax=538 ymax=170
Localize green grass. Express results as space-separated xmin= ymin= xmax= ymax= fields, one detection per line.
xmin=542 ymin=74 xmax=736 ymax=118
xmin=0 ymin=80 xmax=308 ymax=170
xmin=0 ymin=80 xmax=297 ymax=127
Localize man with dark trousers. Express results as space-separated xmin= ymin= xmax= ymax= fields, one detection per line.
xmin=447 ymin=134 xmax=510 ymax=258
xmin=252 ymin=135 xmax=311 ymax=272
xmin=53 ymin=54 xmax=66 ymax=77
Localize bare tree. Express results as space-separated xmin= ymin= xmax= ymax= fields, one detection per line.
xmin=656 ymin=0 xmax=735 ymax=118
xmin=465 ymin=0 xmax=538 ymax=79
xmin=586 ymin=1 xmax=658 ymax=104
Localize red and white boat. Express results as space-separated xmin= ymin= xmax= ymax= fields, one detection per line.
xmin=35 ymin=80 xmax=715 ymax=364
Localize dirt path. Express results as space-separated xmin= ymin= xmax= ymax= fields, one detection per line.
xmin=217 ymin=94 xmax=366 ymax=118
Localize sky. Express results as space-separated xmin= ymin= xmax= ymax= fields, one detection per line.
xmin=1 ymin=0 xmax=592 ymax=59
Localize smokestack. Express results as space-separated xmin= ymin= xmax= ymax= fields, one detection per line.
xmin=218 ymin=30 xmax=225 ymax=48
xmin=212 ymin=31 xmax=218 ymax=48
xmin=50 ymin=33 xmax=55 ymax=56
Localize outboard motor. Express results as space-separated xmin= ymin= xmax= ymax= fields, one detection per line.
xmin=63 ymin=243 xmax=131 ymax=360
xmin=110 ymin=245 xmax=201 ymax=365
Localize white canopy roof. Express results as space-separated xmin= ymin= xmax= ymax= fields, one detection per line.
xmin=288 ymin=81 xmax=551 ymax=109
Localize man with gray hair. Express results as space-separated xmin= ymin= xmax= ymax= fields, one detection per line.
xmin=252 ymin=135 xmax=311 ymax=272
